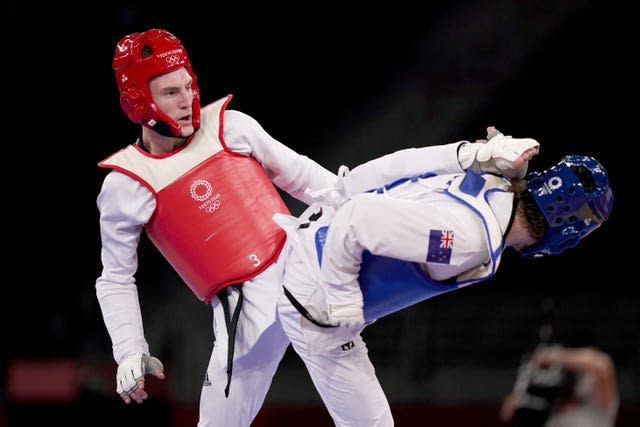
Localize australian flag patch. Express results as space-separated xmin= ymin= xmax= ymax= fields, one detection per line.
xmin=427 ymin=229 xmax=454 ymax=264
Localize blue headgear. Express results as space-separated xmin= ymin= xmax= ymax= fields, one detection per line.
xmin=520 ymin=155 xmax=613 ymax=257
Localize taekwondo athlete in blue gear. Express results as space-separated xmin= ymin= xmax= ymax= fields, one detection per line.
xmin=272 ymin=127 xmax=545 ymax=427
xmin=274 ymin=132 xmax=613 ymax=427
xmin=314 ymin=154 xmax=613 ymax=323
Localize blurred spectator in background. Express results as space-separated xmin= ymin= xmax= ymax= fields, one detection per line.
xmin=500 ymin=346 xmax=619 ymax=427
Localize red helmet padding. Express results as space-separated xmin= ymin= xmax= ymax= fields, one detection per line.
xmin=112 ymin=29 xmax=201 ymax=137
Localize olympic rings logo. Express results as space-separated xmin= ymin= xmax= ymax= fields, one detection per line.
xmin=204 ymin=199 xmax=221 ymax=213
xmin=190 ymin=179 xmax=212 ymax=201
xmin=165 ymin=54 xmax=181 ymax=65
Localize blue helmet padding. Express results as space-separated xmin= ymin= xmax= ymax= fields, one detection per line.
xmin=520 ymin=155 xmax=613 ymax=257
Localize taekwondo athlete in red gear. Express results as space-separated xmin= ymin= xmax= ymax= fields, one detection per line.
xmin=274 ymin=129 xmax=612 ymax=427
xmin=95 ymin=29 xmax=342 ymax=427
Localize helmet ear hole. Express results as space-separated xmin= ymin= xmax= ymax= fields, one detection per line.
xmin=141 ymin=45 xmax=154 ymax=58
xmin=571 ymin=165 xmax=596 ymax=192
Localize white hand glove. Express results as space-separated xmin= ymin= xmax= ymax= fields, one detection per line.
xmin=327 ymin=303 xmax=365 ymax=329
xmin=116 ymin=353 xmax=164 ymax=396
xmin=473 ymin=131 xmax=540 ymax=179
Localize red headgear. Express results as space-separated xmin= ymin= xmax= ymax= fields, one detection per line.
xmin=112 ymin=29 xmax=201 ymax=137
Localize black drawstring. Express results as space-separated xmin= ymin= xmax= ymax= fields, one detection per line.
xmin=283 ymin=286 xmax=336 ymax=328
xmin=284 ymin=206 xmax=335 ymax=328
xmin=218 ymin=284 xmax=244 ymax=397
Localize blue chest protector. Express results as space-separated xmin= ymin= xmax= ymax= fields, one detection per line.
xmin=316 ymin=224 xmax=459 ymax=323
xmin=314 ymin=171 xmax=507 ymax=323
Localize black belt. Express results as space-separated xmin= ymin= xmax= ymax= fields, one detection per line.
xmin=218 ymin=283 xmax=244 ymax=397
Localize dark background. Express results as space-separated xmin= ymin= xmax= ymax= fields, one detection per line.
xmin=1 ymin=1 xmax=637 ymax=425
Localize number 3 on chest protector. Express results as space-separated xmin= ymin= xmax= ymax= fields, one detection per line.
xmin=249 ymin=254 xmax=261 ymax=267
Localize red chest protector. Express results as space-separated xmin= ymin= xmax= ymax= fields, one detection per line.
xmin=99 ymin=96 xmax=290 ymax=302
